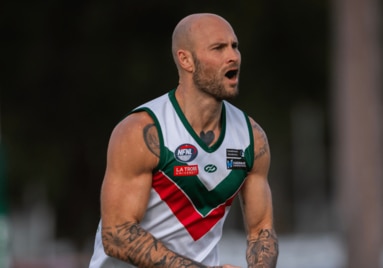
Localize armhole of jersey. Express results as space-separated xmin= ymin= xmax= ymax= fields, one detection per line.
xmin=129 ymin=108 xmax=165 ymax=172
xmin=244 ymin=112 xmax=255 ymax=171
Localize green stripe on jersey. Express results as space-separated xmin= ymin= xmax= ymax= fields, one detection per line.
xmin=160 ymin=146 xmax=250 ymax=216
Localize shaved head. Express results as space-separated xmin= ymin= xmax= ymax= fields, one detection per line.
xmin=171 ymin=13 xmax=234 ymax=68
xmin=170 ymin=13 xmax=240 ymax=100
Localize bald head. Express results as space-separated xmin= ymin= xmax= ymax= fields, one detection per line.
xmin=171 ymin=13 xmax=235 ymax=68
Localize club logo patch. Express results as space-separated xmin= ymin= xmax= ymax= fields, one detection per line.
xmin=175 ymin=144 xmax=198 ymax=162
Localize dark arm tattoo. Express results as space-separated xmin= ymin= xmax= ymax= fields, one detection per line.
xmin=246 ymin=229 xmax=279 ymax=268
xmin=251 ymin=122 xmax=269 ymax=161
xmin=102 ymin=221 xmax=222 ymax=268
xmin=143 ymin=123 xmax=160 ymax=157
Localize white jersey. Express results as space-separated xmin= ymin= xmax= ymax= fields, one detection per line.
xmin=89 ymin=89 xmax=254 ymax=267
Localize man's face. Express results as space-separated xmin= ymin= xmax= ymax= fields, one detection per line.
xmin=192 ymin=52 xmax=240 ymax=101
xmin=190 ymin=17 xmax=241 ymax=100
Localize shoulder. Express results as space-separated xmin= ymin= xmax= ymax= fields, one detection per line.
xmin=248 ymin=117 xmax=267 ymax=140
xmin=247 ymin=116 xmax=270 ymax=162
xmin=108 ymin=111 xmax=160 ymax=168
xmin=111 ymin=112 xmax=155 ymax=143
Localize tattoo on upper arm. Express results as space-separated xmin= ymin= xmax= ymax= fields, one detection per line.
xmin=102 ymin=221 xmax=217 ymax=267
xmin=247 ymin=229 xmax=279 ymax=268
xmin=252 ymin=122 xmax=269 ymax=161
xmin=143 ymin=123 xmax=160 ymax=157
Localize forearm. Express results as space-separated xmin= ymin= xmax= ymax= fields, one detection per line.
xmin=102 ymin=221 xmax=220 ymax=268
xmin=246 ymin=229 xmax=278 ymax=268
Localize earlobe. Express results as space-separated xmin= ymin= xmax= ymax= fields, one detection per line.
xmin=177 ymin=50 xmax=194 ymax=72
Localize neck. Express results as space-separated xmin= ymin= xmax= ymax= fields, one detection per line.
xmin=175 ymin=86 xmax=223 ymax=134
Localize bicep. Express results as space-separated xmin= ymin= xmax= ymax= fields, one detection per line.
xmin=240 ymin=173 xmax=274 ymax=238
xmin=240 ymin=117 xmax=274 ymax=238
xmin=101 ymin=169 xmax=152 ymax=227
xmin=100 ymin=114 xmax=158 ymax=227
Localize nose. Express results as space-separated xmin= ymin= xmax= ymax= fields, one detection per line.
xmin=228 ymin=47 xmax=241 ymax=64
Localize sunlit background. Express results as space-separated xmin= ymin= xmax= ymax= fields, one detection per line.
xmin=1 ymin=0 xmax=382 ymax=267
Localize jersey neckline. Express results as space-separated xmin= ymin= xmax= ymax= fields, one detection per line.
xmin=168 ymin=89 xmax=226 ymax=152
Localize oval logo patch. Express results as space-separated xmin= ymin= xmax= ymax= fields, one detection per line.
xmin=175 ymin=144 xmax=198 ymax=162
xmin=204 ymin=164 xmax=217 ymax=173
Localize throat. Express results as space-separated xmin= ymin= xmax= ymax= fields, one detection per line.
xmin=199 ymin=130 xmax=215 ymax=146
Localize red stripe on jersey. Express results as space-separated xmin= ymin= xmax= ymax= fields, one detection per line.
xmin=152 ymin=171 xmax=235 ymax=241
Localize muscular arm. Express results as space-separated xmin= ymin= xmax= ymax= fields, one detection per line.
xmin=240 ymin=118 xmax=279 ymax=268
xmin=100 ymin=113 xmax=231 ymax=268
xmin=102 ymin=221 xmax=209 ymax=267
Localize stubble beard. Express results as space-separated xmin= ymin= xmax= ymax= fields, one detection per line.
xmin=192 ymin=56 xmax=239 ymax=101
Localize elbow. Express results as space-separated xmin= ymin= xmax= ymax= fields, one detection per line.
xmin=101 ymin=238 xmax=116 ymax=258
xmin=102 ymin=237 xmax=134 ymax=263
xmin=100 ymin=222 xmax=137 ymax=262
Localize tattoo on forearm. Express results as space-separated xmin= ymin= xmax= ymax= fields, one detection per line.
xmin=247 ymin=229 xmax=279 ymax=268
xmin=143 ymin=123 xmax=160 ymax=157
xmin=102 ymin=221 xmax=216 ymax=267
xmin=251 ymin=122 xmax=269 ymax=160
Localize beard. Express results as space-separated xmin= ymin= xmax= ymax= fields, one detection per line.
xmin=192 ymin=54 xmax=239 ymax=101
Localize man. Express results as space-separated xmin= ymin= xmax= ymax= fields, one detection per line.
xmin=89 ymin=13 xmax=278 ymax=268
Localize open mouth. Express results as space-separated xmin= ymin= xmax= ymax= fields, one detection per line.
xmin=225 ymin=69 xmax=238 ymax=79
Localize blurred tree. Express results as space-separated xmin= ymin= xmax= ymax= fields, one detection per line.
xmin=332 ymin=0 xmax=383 ymax=267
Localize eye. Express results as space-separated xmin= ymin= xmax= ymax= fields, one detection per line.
xmin=214 ymin=44 xmax=225 ymax=50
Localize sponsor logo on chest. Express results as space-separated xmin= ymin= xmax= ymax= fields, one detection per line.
xmin=174 ymin=165 xmax=199 ymax=176
xmin=226 ymin=148 xmax=247 ymax=169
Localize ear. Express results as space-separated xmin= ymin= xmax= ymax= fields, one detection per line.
xmin=177 ymin=50 xmax=194 ymax=72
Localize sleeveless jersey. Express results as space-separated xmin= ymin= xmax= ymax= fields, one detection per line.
xmin=89 ymin=89 xmax=254 ymax=267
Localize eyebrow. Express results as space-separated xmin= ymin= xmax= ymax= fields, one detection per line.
xmin=209 ymin=40 xmax=238 ymax=48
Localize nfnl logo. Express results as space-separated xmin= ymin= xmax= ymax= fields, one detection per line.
xmin=174 ymin=144 xmax=198 ymax=162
